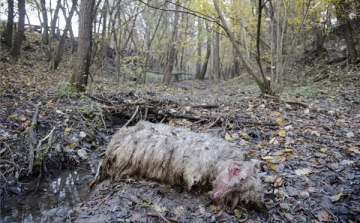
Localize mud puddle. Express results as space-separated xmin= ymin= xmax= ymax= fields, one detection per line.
xmin=1 ymin=165 xmax=93 ymax=223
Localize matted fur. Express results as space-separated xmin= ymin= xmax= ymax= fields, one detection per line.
xmin=100 ymin=121 xmax=263 ymax=208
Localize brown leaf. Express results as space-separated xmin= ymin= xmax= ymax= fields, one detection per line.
xmin=266 ymin=163 xmax=277 ymax=172
xmin=330 ymin=193 xmax=343 ymax=202
xmin=199 ymin=205 xmax=205 ymax=214
xmin=317 ymin=210 xmax=330 ymax=222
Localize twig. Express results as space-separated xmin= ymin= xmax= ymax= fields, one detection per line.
xmin=27 ymin=103 xmax=39 ymax=175
xmin=147 ymin=211 xmax=171 ymax=223
xmin=124 ymin=106 xmax=140 ymax=127
xmin=35 ymin=127 xmax=56 ymax=160
xmin=206 ymin=117 xmax=220 ymax=128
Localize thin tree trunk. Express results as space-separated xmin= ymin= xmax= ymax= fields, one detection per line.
xmin=213 ymin=0 xmax=268 ymax=93
xmin=5 ymin=0 xmax=14 ymax=47
xmin=40 ymin=0 xmax=49 ymax=44
xmin=314 ymin=27 xmax=326 ymax=56
xmin=54 ymin=0 xmax=77 ymax=70
xmin=11 ymin=0 xmax=25 ymax=58
xmin=142 ymin=11 xmax=163 ymax=83
xmin=199 ymin=25 xmax=211 ymax=80
xmin=71 ymin=0 xmax=95 ymax=92
xmin=163 ymin=3 xmax=180 ymax=85
xmin=213 ymin=26 xmax=220 ymax=80
xmin=196 ymin=17 xmax=202 ymax=78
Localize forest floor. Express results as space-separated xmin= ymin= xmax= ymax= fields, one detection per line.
xmin=1 ymin=32 xmax=360 ymax=223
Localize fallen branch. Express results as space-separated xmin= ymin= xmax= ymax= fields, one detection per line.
xmin=124 ymin=106 xmax=139 ymax=127
xmin=35 ymin=127 xmax=56 ymax=161
xmin=27 ymin=103 xmax=39 ymax=175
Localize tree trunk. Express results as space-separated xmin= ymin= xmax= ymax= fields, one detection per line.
xmin=5 ymin=0 xmax=14 ymax=47
xmin=71 ymin=0 xmax=95 ymax=92
xmin=335 ymin=1 xmax=358 ymax=63
xmin=54 ymin=0 xmax=77 ymax=70
xmin=50 ymin=0 xmax=61 ymax=38
xmin=213 ymin=27 xmax=220 ymax=80
xmin=314 ymin=27 xmax=326 ymax=57
xmin=213 ymin=0 xmax=268 ymax=93
xmin=40 ymin=0 xmax=49 ymax=44
xmin=196 ymin=17 xmax=202 ymax=78
xmin=163 ymin=3 xmax=180 ymax=85
xmin=11 ymin=0 xmax=25 ymax=58
xmin=199 ymin=26 xmax=211 ymax=80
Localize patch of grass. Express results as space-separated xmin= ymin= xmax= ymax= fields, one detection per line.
xmin=293 ymin=86 xmax=328 ymax=98
xmin=77 ymin=95 xmax=105 ymax=128
xmin=242 ymin=83 xmax=260 ymax=93
xmin=146 ymin=72 xmax=163 ymax=83
xmin=57 ymin=81 xmax=78 ymax=98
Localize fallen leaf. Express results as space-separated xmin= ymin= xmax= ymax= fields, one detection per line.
xmin=231 ymin=133 xmax=239 ymax=139
xmin=273 ymin=151 xmax=284 ymax=156
xmin=320 ymin=148 xmax=328 ymax=153
xmin=295 ymin=168 xmax=312 ymax=176
xmin=9 ymin=114 xmax=17 ymax=119
xmin=279 ymin=129 xmax=286 ymax=136
xmin=273 ymin=111 xmax=281 ymax=116
xmin=152 ymin=203 xmax=166 ymax=212
xmin=308 ymin=187 xmax=318 ymax=193
xmin=280 ymin=203 xmax=289 ymax=210
xmin=234 ymin=209 xmax=241 ymax=218
xmin=317 ymin=210 xmax=330 ymax=222
xmin=330 ymin=193 xmax=343 ymax=202
xmin=284 ymin=213 xmax=295 ymax=222
xmin=210 ymin=205 xmax=217 ymax=211
xmin=347 ymin=147 xmax=360 ymax=154
xmin=276 ymin=118 xmax=283 ymax=125
xmin=262 ymin=156 xmax=273 ymax=161
xmin=65 ymin=127 xmax=72 ymax=133
xmin=260 ymin=141 xmax=267 ymax=146
xmin=225 ymin=133 xmax=233 ymax=140
xmin=341 ymin=160 xmax=354 ymax=165
xmin=267 ymin=163 xmax=277 ymax=172
xmin=346 ymin=132 xmax=354 ymax=138
xmin=264 ymin=175 xmax=276 ymax=183
xmin=19 ymin=115 xmax=27 ymax=122
xmin=286 ymin=186 xmax=299 ymax=197
xmin=199 ymin=206 xmax=205 ymax=214
xmin=273 ymin=176 xmax=284 ymax=187
xmin=79 ymin=131 xmax=87 ymax=138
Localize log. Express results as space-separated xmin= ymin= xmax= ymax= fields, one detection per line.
xmin=99 ymin=121 xmax=263 ymax=208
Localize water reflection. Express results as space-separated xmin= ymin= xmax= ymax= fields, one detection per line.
xmin=1 ymin=167 xmax=91 ymax=223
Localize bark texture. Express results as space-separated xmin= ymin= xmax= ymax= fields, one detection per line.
xmin=5 ymin=0 xmax=14 ymax=47
xmin=72 ymin=0 xmax=95 ymax=92
xmin=100 ymin=121 xmax=263 ymax=208
xmin=163 ymin=4 xmax=180 ymax=85
xmin=11 ymin=0 xmax=25 ymax=58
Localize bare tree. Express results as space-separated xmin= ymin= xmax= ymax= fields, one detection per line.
xmin=11 ymin=0 xmax=25 ymax=58
xmin=40 ymin=0 xmax=49 ymax=44
xmin=5 ymin=0 xmax=14 ymax=47
xmin=71 ymin=0 xmax=95 ymax=92
xmin=213 ymin=26 xmax=220 ymax=80
xmin=198 ymin=24 xmax=211 ymax=80
xmin=163 ymin=2 xmax=180 ymax=85
xmin=53 ymin=0 xmax=78 ymax=70
xmin=196 ymin=17 xmax=202 ymax=78
xmin=335 ymin=1 xmax=358 ymax=63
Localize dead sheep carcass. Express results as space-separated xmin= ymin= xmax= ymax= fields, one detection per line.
xmin=99 ymin=121 xmax=263 ymax=208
